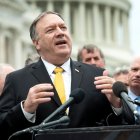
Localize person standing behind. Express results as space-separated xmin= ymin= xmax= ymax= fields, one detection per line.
xmin=113 ymin=66 xmax=129 ymax=87
xmin=127 ymin=57 xmax=140 ymax=113
xmin=118 ymin=56 xmax=140 ymax=124
xmin=77 ymin=44 xmax=105 ymax=68
xmin=25 ymin=53 xmax=40 ymax=66
xmin=0 ymin=63 xmax=15 ymax=96
xmin=0 ymin=11 xmax=122 ymax=140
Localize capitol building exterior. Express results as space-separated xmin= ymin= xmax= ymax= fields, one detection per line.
xmin=0 ymin=0 xmax=133 ymax=73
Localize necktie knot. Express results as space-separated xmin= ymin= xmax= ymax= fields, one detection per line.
xmin=54 ymin=67 xmax=64 ymax=74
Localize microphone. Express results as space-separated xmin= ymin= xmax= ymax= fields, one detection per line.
xmin=112 ymin=81 xmax=128 ymax=98
xmin=42 ymin=88 xmax=85 ymax=124
xmin=8 ymin=116 xmax=70 ymax=139
xmin=8 ymin=88 xmax=85 ymax=140
xmin=112 ymin=81 xmax=140 ymax=118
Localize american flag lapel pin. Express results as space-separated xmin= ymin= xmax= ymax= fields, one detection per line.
xmin=75 ymin=68 xmax=79 ymax=72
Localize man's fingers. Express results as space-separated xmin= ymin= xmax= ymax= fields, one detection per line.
xmin=103 ymin=70 xmax=109 ymax=76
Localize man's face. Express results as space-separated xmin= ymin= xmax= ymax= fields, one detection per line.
xmin=34 ymin=14 xmax=72 ymax=65
xmin=81 ymin=49 xmax=105 ymax=68
xmin=128 ymin=58 xmax=140 ymax=91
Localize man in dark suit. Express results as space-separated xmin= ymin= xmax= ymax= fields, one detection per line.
xmin=0 ymin=11 xmax=122 ymax=140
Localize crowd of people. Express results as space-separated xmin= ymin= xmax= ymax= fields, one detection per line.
xmin=0 ymin=11 xmax=140 ymax=140
xmin=0 ymin=63 xmax=15 ymax=96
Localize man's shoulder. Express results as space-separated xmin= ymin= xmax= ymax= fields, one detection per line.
xmin=71 ymin=60 xmax=104 ymax=77
xmin=7 ymin=61 xmax=40 ymax=78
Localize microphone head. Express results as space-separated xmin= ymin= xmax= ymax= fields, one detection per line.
xmin=112 ymin=81 xmax=128 ymax=98
xmin=59 ymin=116 xmax=70 ymax=124
xmin=70 ymin=88 xmax=85 ymax=104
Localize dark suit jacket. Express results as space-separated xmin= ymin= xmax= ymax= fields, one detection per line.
xmin=0 ymin=59 xmax=122 ymax=139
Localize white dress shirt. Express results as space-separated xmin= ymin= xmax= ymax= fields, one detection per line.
xmin=128 ymin=88 xmax=139 ymax=110
xmin=42 ymin=58 xmax=71 ymax=100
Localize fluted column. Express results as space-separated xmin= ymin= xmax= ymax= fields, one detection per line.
xmin=14 ymin=33 xmax=23 ymax=69
xmin=105 ymin=6 xmax=111 ymax=43
xmin=78 ymin=2 xmax=86 ymax=42
xmin=87 ymin=9 xmax=92 ymax=40
xmin=92 ymin=4 xmax=100 ymax=42
xmin=0 ymin=32 xmax=6 ymax=62
xmin=0 ymin=25 xmax=4 ymax=62
xmin=30 ymin=1 xmax=38 ymax=10
xmin=46 ymin=1 xmax=54 ymax=11
xmin=122 ymin=11 xmax=129 ymax=48
xmin=72 ymin=7 xmax=79 ymax=39
xmin=63 ymin=1 xmax=71 ymax=32
xmin=113 ymin=8 xmax=120 ymax=43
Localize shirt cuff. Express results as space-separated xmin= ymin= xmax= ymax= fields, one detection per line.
xmin=111 ymin=105 xmax=123 ymax=115
xmin=21 ymin=101 xmax=36 ymax=123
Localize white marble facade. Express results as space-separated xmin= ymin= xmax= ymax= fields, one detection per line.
xmin=0 ymin=0 xmax=133 ymax=72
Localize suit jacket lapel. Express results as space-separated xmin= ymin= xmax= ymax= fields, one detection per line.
xmin=29 ymin=59 xmax=61 ymax=106
xmin=71 ymin=60 xmax=83 ymax=91
xmin=69 ymin=60 xmax=84 ymax=121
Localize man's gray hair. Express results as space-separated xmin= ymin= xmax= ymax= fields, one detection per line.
xmin=30 ymin=11 xmax=64 ymax=41
xmin=77 ymin=44 xmax=105 ymax=62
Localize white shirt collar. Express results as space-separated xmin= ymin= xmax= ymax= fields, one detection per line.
xmin=128 ymin=88 xmax=138 ymax=100
xmin=41 ymin=58 xmax=71 ymax=75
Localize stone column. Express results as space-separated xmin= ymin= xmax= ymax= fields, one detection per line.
xmin=113 ymin=8 xmax=120 ymax=43
xmin=30 ymin=1 xmax=38 ymax=10
xmin=92 ymin=4 xmax=100 ymax=42
xmin=13 ymin=32 xmax=23 ymax=69
xmin=104 ymin=5 xmax=111 ymax=43
xmin=72 ymin=7 xmax=79 ymax=39
xmin=122 ymin=11 xmax=129 ymax=48
xmin=0 ymin=27 xmax=6 ymax=62
xmin=87 ymin=9 xmax=92 ymax=41
xmin=46 ymin=1 xmax=54 ymax=11
xmin=63 ymin=1 xmax=71 ymax=32
xmin=78 ymin=1 xmax=86 ymax=42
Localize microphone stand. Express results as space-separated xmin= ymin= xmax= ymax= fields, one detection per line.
xmin=42 ymin=98 xmax=73 ymax=124
xmin=8 ymin=116 xmax=70 ymax=140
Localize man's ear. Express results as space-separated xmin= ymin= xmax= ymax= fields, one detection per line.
xmin=33 ymin=39 xmax=40 ymax=50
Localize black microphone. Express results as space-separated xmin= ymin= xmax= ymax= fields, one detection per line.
xmin=112 ymin=81 xmax=139 ymax=117
xmin=8 ymin=116 xmax=70 ymax=139
xmin=8 ymin=88 xmax=85 ymax=140
xmin=42 ymin=88 xmax=85 ymax=124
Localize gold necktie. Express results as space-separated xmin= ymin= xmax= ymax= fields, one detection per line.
xmin=54 ymin=67 xmax=66 ymax=104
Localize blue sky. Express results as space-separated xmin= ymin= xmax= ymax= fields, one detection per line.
xmin=129 ymin=0 xmax=140 ymax=56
